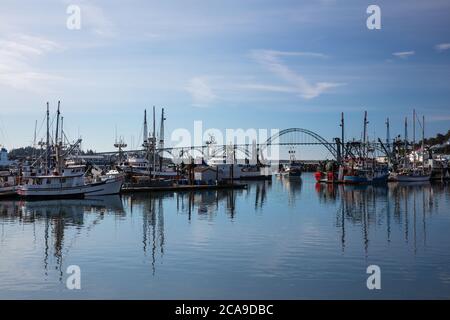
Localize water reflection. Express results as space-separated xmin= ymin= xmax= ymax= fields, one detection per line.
xmin=0 ymin=196 xmax=124 ymax=281
xmin=314 ymin=181 xmax=439 ymax=255
xmin=1 ymin=176 xmax=449 ymax=298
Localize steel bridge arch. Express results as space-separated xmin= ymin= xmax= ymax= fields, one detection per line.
xmin=262 ymin=128 xmax=338 ymax=159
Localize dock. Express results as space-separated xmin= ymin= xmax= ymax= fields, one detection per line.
xmin=121 ymin=183 xmax=248 ymax=193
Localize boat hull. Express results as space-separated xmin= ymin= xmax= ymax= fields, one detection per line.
xmin=17 ymin=178 xmax=123 ymax=199
xmin=343 ymin=175 xmax=370 ymax=184
xmin=395 ymin=174 xmax=431 ymax=182
xmin=0 ymin=186 xmax=17 ymax=198
xmin=121 ymin=166 xmax=177 ymax=177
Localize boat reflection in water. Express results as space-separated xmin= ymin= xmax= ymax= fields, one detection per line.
xmin=1 ymin=174 xmax=450 ymax=299
xmin=314 ymin=181 xmax=436 ymax=254
xmin=0 ymin=196 xmax=124 ymax=282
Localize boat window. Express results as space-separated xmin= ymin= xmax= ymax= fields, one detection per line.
xmin=46 ymin=179 xmax=51 ymax=184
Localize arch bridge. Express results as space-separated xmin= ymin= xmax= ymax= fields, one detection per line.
xmin=93 ymin=128 xmax=385 ymax=162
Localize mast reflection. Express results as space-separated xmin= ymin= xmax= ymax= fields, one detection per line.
xmin=315 ymin=181 xmax=439 ymax=255
xmin=0 ymin=196 xmax=124 ymax=280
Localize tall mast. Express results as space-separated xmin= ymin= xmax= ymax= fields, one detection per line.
xmin=422 ymin=115 xmax=425 ymax=167
xmin=340 ymin=112 xmax=345 ymax=159
xmin=159 ymin=108 xmax=165 ymax=171
xmin=152 ymin=106 xmax=156 ymax=178
xmin=404 ymin=117 xmax=408 ymax=168
xmin=412 ymin=109 xmax=416 ymax=168
xmin=159 ymin=108 xmax=165 ymax=150
xmin=55 ymin=101 xmax=61 ymax=174
xmin=143 ymin=109 xmax=148 ymax=147
xmin=46 ymin=102 xmax=50 ymax=174
xmin=386 ymin=117 xmax=390 ymax=153
xmin=152 ymin=106 xmax=156 ymax=141
xmin=60 ymin=116 xmax=64 ymax=145
xmin=55 ymin=101 xmax=60 ymax=147
xmin=362 ymin=111 xmax=368 ymax=167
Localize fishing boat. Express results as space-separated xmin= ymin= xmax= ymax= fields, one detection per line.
xmin=17 ymin=102 xmax=124 ymax=199
xmin=343 ymin=168 xmax=372 ymax=184
xmin=118 ymin=156 xmax=177 ymax=178
xmin=283 ymin=150 xmax=302 ymax=177
xmin=18 ymin=165 xmax=124 ymax=199
xmin=118 ymin=108 xmax=177 ymax=179
xmin=393 ymin=111 xmax=431 ymax=183
xmin=396 ymin=169 xmax=430 ymax=182
xmin=285 ymin=160 xmax=302 ymax=177
xmin=372 ymin=166 xmax=389 ymax=183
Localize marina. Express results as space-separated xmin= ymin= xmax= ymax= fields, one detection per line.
xmin=1 ymin=0 xmax=450 ymax=304
xmin=1 ymin=104 xmax=448 ymax=201
xmin=1 ymin=104 xmax=450 ymax=299
xmin=1 ymin=175 xmax=450 ymax=299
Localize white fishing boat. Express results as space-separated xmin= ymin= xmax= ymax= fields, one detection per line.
xmin=118 ymin=108 xmax=177 ymax=179
xmin=119 ymin=156 xmax=178 ymax=177
xmin=17 ymin=165 xmax=123 ymax=199
xmin=17 ymin=102 xmax=124 ymax=199
xmin=207 ymin=157 xmax=270 ymax=180
xmin=394 ymin=111 xmax=431 ymax=183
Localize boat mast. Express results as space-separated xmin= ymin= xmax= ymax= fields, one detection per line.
xmin=412 ymin=109 xmax=416 ymax=169
xmin=340 ymin=112 xmax=345 ymax=160
xmin=55 ymin=101 xmax=61 ymax=174
xmin=159 ymin=108 xmax=165 ymax=171
xmin=60 ymin=116 xmax=64 ymax=145
xmin=46 ymin=102 xmax=50 ymax=174
xmin=143 ymin=109 xmax=148 ymax=147
xmin=152 ymin=106 xmax=156 ymax=178
xmin=362 ymin=111 xmax=368 ymax=168
xmin=55 ymin=101 xmax=60 ymax=147
xmin=386 ymin=117 xmax=390 ymax=153
xmin=422 ymin=115 xmax=425 ymax=169
xmin=404 ymin=117 xmax=408 ymax=169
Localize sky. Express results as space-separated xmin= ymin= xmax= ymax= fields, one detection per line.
xmin=0 ymin=0 xmax=450 ymax=159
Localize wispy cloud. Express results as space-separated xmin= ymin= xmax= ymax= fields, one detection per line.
xmin=0 ymin=34 xmax=63 ymax=92
xmin=435 ymin=43 xmax=450 ymax=52
xmin=185 ymin=77 xmax=217 ymax=107
xmin=249 ymin=49 xmax=342 ymax=99
xmin=392 ymin=51 xmax=415 ymax=59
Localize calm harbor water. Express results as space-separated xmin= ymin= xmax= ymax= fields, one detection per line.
xmin=1 ymin=173 xmax=450 ymax=299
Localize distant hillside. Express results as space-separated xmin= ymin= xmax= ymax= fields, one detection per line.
xmin=8 ymin=147 xmax=96 ymax=160
xmin=421 ymin=129 xmax=450 ymax=153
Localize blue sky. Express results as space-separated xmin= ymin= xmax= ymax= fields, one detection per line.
xmin=0 ymin=0 xmax=450 ymax=157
